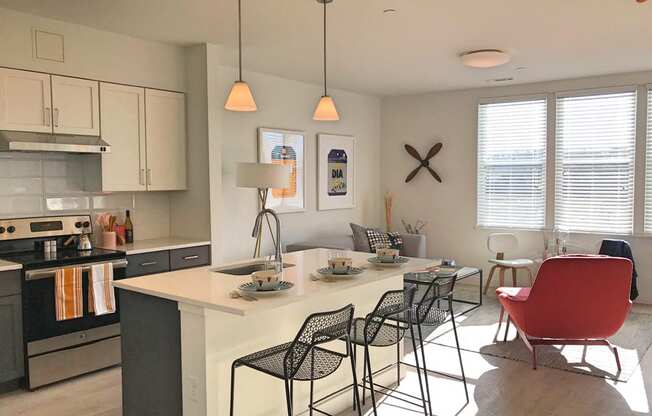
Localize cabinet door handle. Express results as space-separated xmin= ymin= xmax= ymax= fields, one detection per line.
xmin=44 ymin=107 xmax=51 ymax=126
xmin=139 ymin=169 xmax=145 ymax=186
xmin=53 ymin=108 xmax=60 ymax=127
xmin=140 ymin=261 xmax=158 ymax=267
xmin=183 ymin=255 xmax=199 ymax=261
xmin=147 ymin=169 xmax=152 ymax=186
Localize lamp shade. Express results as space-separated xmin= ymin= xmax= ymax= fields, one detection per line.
xmin=313 ymin=95 xmax=340 ymax=121
xmin=236 ymin=163 xmax=290 ymax=189
xmin=225 ymin=81 xmax=258 ymax=112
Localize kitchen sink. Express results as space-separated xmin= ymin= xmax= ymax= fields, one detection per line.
xmin=212 ymin=262 xmax=295 ymax=276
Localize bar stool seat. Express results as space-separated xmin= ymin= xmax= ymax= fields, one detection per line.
xmin=234 ymin=342 xmax=344 ymax=381
xmin=350 ymin=318 xmax=405 ymax=347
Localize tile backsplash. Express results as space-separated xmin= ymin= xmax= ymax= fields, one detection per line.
xmin=0 ymin=152 xmax=170 ymax=241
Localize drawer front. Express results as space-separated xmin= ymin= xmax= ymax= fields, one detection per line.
xmin=0 ymin=271 xmax=21 ymax=297
xmin=170 ymin=246 xmax=210 ymax=271
xmin=126 ymin=251 xmax=170 ymax=277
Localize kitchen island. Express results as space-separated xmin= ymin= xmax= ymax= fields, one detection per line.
xmin=114 ymin=248 xmax=436 ymax=416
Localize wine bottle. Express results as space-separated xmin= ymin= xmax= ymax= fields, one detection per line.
xmin=125 ymin=210 xmax=134 ymax=244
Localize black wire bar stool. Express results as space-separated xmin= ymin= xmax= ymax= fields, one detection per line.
xmin=395 ymin=271 xmax=469 ymax=416
xmin=311 ymin=285 xmax=429 ymax=416
xmin=229 ymin=304 xmax=362 ymax=416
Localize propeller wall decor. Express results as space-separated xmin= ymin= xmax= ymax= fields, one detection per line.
xmin=404 ymin=143 xmax=443 ymax=183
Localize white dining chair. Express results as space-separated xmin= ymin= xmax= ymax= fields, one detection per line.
xmin=483 ymin=233 xmax=534 ymax=295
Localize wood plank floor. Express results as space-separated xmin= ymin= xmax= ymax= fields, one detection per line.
xmin=2 ymin=303 xmax=651 ymax=416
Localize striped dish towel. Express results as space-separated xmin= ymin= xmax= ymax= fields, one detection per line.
xmin=55 ymin=267 xmax=83 ymax=321
xmin=88 ymin=263 xmax=116 ymax=316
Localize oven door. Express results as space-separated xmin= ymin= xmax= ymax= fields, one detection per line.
xmin=22 ymin=259 xmax=127 ymax=343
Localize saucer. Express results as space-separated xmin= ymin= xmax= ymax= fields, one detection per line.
xmin=238 ymin=281 xmax=294 ymax=296
xmin=316 ymin=267 xmax=365 ymax=278
xmin=367 ymin=256 xmax=409 ymax=267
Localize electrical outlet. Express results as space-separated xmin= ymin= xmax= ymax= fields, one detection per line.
xmin=188 ymin=376 xmax=199 ymax=402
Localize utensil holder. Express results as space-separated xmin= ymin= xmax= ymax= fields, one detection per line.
xmin=102 ymin=231 xmax=116 ymax=249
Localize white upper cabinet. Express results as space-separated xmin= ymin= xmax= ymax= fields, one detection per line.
xmin=51 ymin=75 xmax=100 ymax=136
xmin=0 ymin=68 xmax=52 ymax=133
xmin=145 ymin=89 xmax=187 ymax=191
xmin=100 ymin=83 xmax=147 ymax=192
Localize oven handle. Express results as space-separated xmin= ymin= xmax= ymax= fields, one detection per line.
xmin=24 ymin=259 xmax=129 ymax=281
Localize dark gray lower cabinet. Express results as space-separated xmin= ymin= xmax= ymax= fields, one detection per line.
xmin=126 ymin=250 xmax=170 ymax=277
xmin=0 ymin=271 xmax=24 ymax=384
xmin=126 ymin=245 xmax=210 ymax=277
xmin=120 ymin=290 xmax=181 ymax=416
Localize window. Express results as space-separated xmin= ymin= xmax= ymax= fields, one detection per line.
xmin=555 ymin=89 xmax=637 ymax=234
xmin=477 ymin=98 xmax=547 ymax=229
xmin=646 ymin=88 xmax=652 ymax=233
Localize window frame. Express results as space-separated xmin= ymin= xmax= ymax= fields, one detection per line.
xmin=475 ymin=94 xmax=549 ymax=231
xmin=553 ymin=86 xmax=638 ymax=236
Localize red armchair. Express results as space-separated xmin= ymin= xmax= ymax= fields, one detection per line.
xmin=496 ymin=256 xmax=633 ymax=370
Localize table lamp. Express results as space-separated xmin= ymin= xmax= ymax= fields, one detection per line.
xmin=237 ymin=163 xmax=291 ymax=257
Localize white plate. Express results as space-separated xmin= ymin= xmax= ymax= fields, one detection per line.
xmin=367 ymin=256 xmax=409 ymax=267
xmin=238 ymin=281 xmax=294 ymax=296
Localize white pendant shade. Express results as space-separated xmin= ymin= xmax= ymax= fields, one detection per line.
xmin=313 ymin=95 xmax=340 ymax=121
xmin=225 ymin=81 xmax=257 ymax=112
xmin=236 ymin=163 xmax=290 ymax=189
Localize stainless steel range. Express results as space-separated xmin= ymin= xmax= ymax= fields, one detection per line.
xmin=0 ymin=215 xmax=127 ymax=389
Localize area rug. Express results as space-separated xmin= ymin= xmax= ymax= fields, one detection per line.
xmin=418 ymin=297 xmax=652 ymax=382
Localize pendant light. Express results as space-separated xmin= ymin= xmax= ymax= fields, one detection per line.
xmin=225 ymin=0 xmax=257 ymax=112
xmin=313 ymin=0 xmax=339 ymax=121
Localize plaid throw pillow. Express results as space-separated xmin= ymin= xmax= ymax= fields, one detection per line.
xmin=366 ymin=229 xmax=404 ymax=252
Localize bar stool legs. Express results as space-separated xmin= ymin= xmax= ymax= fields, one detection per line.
xmin=409 ymin=323 xmax=429 ymax=415
xmin=417 ymin=324 xmax=434 ymax=416
xmin=451 ymin=311 xmax=469 ymax=402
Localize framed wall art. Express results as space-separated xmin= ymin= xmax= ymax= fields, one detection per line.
xmin=258 ymin=128 xmax=306 ymax=213
xmin=318 ymin=134 xmax=356 ymax=210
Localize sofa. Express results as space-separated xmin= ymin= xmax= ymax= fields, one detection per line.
xmin=286 ymin=233 xmax=427 ymax=258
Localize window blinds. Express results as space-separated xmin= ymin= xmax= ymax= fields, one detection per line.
xmin=646 ymin=88 xmax=652 ymax=233
xmin=555 ymin=90 xmax=637 ymax=234
xmin=477 ymin=98 xmax=547 ymax=229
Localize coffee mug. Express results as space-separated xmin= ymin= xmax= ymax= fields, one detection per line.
xmin=251 ymin=270 xmax=281 ymax=291
xmin=328 ymin=257 xmax=353 ymax=274
xmin=376 ymin=247 xmax=399 ymax=263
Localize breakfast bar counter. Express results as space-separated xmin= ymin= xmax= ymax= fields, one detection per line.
xmin=114 ymin=248 xmax=436 ymax=416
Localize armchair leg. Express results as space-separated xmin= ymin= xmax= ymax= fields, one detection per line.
xmin=613 ymin=346 xmax=622 ymax=372
xmin=511 ymin=267 xmax=517 ymax=286
xmin=483 ymin=265 xmax=497 ymax=295
xmin=503 ymin=315 xmax=511 ymax=342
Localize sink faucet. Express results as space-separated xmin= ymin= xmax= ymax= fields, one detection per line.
xmin=251 ymin=208 xmax=283 ymax=273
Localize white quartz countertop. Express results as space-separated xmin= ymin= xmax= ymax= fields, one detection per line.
xmin=114 ymin=248 xmax=437 ymax=316
xmin=114 ymin=237 xmax=211 ymax=255
xmin=0 ymin=259 xmax=22 ymax=272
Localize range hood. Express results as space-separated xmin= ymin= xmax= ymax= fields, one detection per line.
xmin=0 ymin=131 xmax=111 ymax=154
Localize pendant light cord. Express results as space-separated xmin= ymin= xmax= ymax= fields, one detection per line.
xmin=238 ymin=0 xmax=243 ymax=81
xmin=323 ymin=0 xmax=327 ymax=97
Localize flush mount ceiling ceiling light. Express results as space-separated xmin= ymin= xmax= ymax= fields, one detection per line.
xmin=225 ymin=0 xmax=257 ymax=112
xmin=313 ymin=0 xmax=339 ymax=121
xmin=460 ymin=49 xmax=511 ymax=68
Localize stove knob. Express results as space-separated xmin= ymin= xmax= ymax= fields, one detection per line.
xmin=75 ymin=221 xmax=83 ymax=228
xmin=82 ymin=221 xmax=90 ymax=228
xmin=7 ymin=226 xmax=15 ymax=233
xmin=0 ymin=227 xmax=5 ymax=234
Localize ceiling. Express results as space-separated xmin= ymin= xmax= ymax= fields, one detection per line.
xmin=1 ymin=0 xmax=651 ymax=96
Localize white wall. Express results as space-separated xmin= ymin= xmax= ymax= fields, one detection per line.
xmin=213 ymin=64 xmax=383 ymax=262
xmin=0 ymin=7 xmax=190 ymax=241
xmin=381 ymin=70 xmax=652 ymax=304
